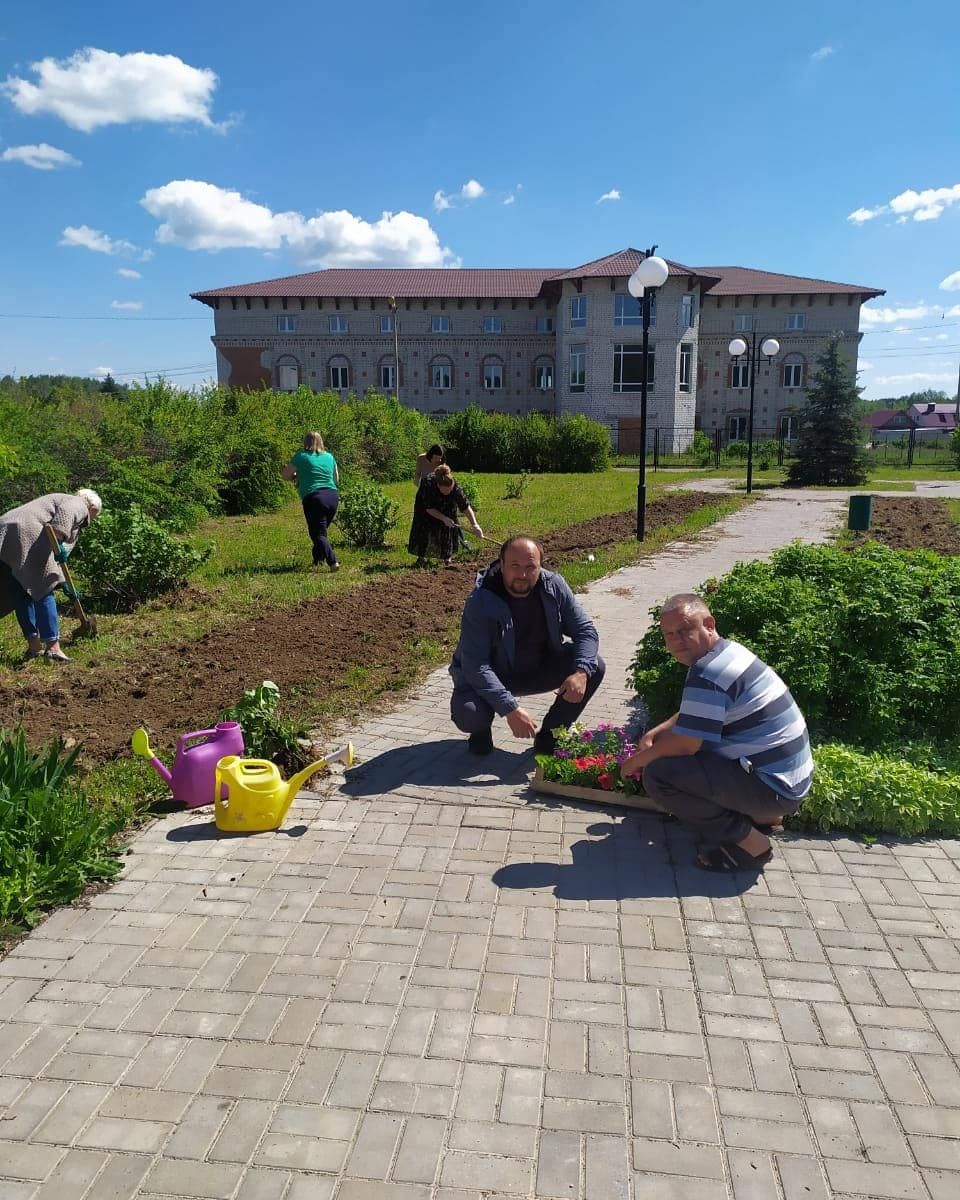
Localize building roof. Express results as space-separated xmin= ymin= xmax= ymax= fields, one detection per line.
xmin=191 ymin=252 xmax=885 ymax=306
xmin=696 ymin=265 xmax=884 ymax=298
xmin=864 ymin=410 xmax=912 ymax=429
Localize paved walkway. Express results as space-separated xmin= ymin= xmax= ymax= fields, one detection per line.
xmin=3 ymin=492 xmax=960 ymax=1200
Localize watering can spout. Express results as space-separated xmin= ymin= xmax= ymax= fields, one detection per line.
xmin=131 ymin=727 xmax=172 ymax=786
xmin=284 ymin=743 xmax=355 ymax=806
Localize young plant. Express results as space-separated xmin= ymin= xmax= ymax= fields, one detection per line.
xmin=219 ymin=681 xmax=312 ymax=771
xmin=337 ymin=479 xmax=399 ymax=548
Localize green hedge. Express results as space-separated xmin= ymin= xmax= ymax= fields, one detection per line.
xmin=440 ymin=408 xmax=610 ymax=473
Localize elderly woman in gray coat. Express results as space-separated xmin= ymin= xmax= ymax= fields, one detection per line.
xmin=0 ymin=489 xmax=102 ymax=662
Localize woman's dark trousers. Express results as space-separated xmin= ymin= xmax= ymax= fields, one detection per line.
xmin=302 ymin=488 xmax=339 ymax=567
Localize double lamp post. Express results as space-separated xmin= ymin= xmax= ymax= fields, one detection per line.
xmin=728 ymin=329 xmax=780 ymax=494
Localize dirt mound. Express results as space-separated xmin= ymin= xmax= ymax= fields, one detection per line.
xmin=848 ymin=496 xmax=960 ymax=555
xmin=0 ymin=492 xmax=716 ymax=761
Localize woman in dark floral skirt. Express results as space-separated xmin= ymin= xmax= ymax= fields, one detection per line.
xmin=407 ymin=464 xmax=482 ymax=567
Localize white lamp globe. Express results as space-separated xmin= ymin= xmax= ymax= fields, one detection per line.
xmin=761 ymin=337 xmax=781 ymax=357
xmin=728 ymin=337 xmax=748 ymax=357
xmin=628 ymin=255 xmax=670 ymax=298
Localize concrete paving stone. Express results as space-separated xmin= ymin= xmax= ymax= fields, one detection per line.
xmin=76 ymin=1114 xmax=173 ymax=1153
xmin=0 ymin=1138 xmax=66 ymax=1180
xmin=144 ymin=1158 xmax=245 ymax=1199
xmin=824 ymin=1158 xmax=929 ymax=1199
xmin=726 ymin=1147 xmax=781 ymax=1199
xmin=632 ymin=1136 xmax=725 ymax=1179
xmin=233 ymin=1167 xmax=294 ymax=1200
xmin=28 ymin=1147 xmax=107 ymax=1198
xmin=97 ymin=1085 xmax=193 ymax=1122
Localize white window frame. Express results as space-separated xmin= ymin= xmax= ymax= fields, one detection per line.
xmin=276 ymin=364 xmax=298 ymax=392
xmin=731 ymin=361 xmax=751 ymax=389
xmin=277 ymin=315 xmax=297 ymax=333
xmin=431 ymin=315 xmax=450 ymax=333
xmin=785 ymin=313 xmax=806 ymax=331
xmin=330 ymin=362 xmax=349 ymax=389
xmin=679 ymin=343 xmax=692 ymax=392
xmin=535 ymin=362 xmax=554 ymax=391
xmin=536 ymin=316 xmax=554 ymax=333
xmin=431 ymin=361 xmax=452 ymax=389
xmin=780 ymin=414 xmax=798 ymax=439
xmin=680 ymin=293 xmax=695 ymax=328
xmin=483 ymin=362 xmax=503 ymax=390
xmin=729 ymin=415 xmax=748 ymax=441
xmin=783 ymin=360 xmax=804 ymax=389
xmin=569 ymin=343 xmax=586 ymax=391
xmin=380 ymin=314 xmax=395 ymax=333
xmin=483 ymin=316 xmax=502 ymax=334
xmin=570 ymin=296 xmax=587 ymax=328
xmin=380 ymin=363 xmax=396 ymax=389
xmin=613 ymin=343 xmax=655 ymax=393
xmin=733 ymin=314 xmax=754 ymax=332
xmin=328 ymin=315 xmax=348 ymax=333
xmin=613 ymin=293 xmax=644 ymax=327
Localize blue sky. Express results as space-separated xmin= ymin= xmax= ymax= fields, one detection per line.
xmin=1 ymin=0 xmax=958 ymax=400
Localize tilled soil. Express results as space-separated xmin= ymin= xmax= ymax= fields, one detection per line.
xmin=0 ymin=492 xmax=718 ymax=762
xmin=848 ymin=495 xmax=960 ymax=555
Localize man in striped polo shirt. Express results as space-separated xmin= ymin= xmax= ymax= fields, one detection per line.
xmin=621 ymin=593 xmax=813 ymax=872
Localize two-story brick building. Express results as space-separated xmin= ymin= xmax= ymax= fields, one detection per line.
xmin=191 ymin=248 xmax=883 ymax=448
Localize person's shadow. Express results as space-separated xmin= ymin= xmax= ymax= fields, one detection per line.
xmin=338 ymin=736 xmax=535 ymax=797
xmin=492 ymin=815 xmax=768 ymax=900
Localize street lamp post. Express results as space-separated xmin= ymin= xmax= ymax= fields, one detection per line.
xmin=388 ymin=296 xmax=401 ymax=404
xmin=627 ymin=248 xmax=670 ymax=540
xmin=728 ymin=329 xmax=780 ymax=494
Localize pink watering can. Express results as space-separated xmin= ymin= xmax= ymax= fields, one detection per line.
xmin=131 ymin=722 xmax=245 ymax=808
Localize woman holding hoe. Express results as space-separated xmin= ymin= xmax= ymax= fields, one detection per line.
xmin=282 ymin=432 xmax=341 ymax=571
xmin=407 ymin=463 xmax=482 ymax=567
xmin=0 ymin=488 xmax=102 ymax=663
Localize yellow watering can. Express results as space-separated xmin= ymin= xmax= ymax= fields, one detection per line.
xmin=214 ymin=744 xmax=354 ymax=833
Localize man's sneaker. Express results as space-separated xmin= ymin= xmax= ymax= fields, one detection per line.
xmin=467 ymin=729 xmax=494 ymax=755
xmin=533 ymin=727 xmax=557 ymax=756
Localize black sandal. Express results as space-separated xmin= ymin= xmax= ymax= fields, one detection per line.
xmin=696 ymin=844 xmax=773 ymax=873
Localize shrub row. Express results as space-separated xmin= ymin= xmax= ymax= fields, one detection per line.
xmin=439 ymin=409 xmax=610 ymax=473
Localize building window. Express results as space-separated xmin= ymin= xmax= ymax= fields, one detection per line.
xmin=569 ymin=343 xmax=586 ymax=391
xmin=380 ymin=315 xmax=395 ymax=333
xmin=483 ymin=316 xmax=502 ymax=334
xmin=277 ymin=315 xmax=297 ymax=333
xmin=780 ymin=413 xmax=797 ymax=439
xmin=483 ymin=362 xmax=503 ymax=390
xmin=536 ymin=316 xmax=554 ymax=333
xmin=380 ymin=362 xmax=396 ymax=389
xmin=329 ymin=358 xmax=350 ymax=389
xmin=570 ymin=296 xmax=587 ymax=328
xmin=276 ymin=360 xmax=299 ymax=392
xmin=613 ymin=343 xmax=655 ymax=392
xmin=432 ymin=316 xmax=450 ymax=333
xmin=785 ymin=313 xmax=805 ymax=331
xmin=733 ymin=314 xmax=754 ymax=332
xmin=329 ymin=315 xmax=348 ymax=333
xmin=729 ymin=415 xmax=748 ymax=441
xmin=679 ymin=344 xmax=692 ymax=392
xmin=680 ymin=293 xmax=695 ymax=328
xmin=431 ymin=359 xmax=452 ymax=389
xmin=730 ymin=361 xmax=751 ymax=389
xmin=535 ymin=361 xmax=554 ymax=391
xmin=782 ymin=355 xmax=805 ymax=388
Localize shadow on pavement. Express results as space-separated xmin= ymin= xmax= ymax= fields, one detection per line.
xmin=165 ymin=821 xmax=308 ymax=842
xmin=338 ymin=737 xmax=534 ymax=796
xmin=493 ymin=816 xmax=767 ymax=900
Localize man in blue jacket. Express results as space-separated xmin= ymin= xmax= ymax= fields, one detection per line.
xmin=449 ymin=535 xmax=605 ymax=755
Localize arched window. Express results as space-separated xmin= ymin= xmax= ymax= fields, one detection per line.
xmin=275 ymin=354 xmax=300 ymax=393
xmin=482 ymin=355 xmax=504 ymax=391
xmin=533 ymin=356 xmax=554 ymax=391
xmin=328 ymin=355 xmax=351 ymax=391
xmin=377 ymin=354 xmax=399 ymax=392
xmin=728 ymin=413 xmax=748 ymax=441
xmin=430 ymin=355 xmax=454 ymax=390
xmin=782 ymin=354 xmax=806 ymax=389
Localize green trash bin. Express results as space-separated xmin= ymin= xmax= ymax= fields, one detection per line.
xmin=848 ymin=494 xmax=873 ymax=531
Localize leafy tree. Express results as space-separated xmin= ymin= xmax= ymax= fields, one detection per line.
xmin=787 ymin=338 xmax=868 ymax=486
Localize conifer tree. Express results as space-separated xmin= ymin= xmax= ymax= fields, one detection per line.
xmin=787 ymin=337 xmax=868 ymax=486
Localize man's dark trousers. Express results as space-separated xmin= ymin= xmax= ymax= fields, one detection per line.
xmin=451 ymin=646 xmax=606 ymax=735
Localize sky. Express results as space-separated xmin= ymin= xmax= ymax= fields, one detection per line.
xmin=0 ymin=0 xmax=958 ymax=401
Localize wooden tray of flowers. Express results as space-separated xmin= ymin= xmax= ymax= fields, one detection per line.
xmin=531 ymin=723 xmax=663 ymax=813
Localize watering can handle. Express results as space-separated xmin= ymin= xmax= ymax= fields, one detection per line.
xmin=178 ymin=728 xmax=214 ymax=750
xmin=215 ymin=761 xmax=225 ymax=805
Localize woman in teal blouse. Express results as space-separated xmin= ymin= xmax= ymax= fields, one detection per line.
xmin=282 ymin=432 xmax=341 ymax=571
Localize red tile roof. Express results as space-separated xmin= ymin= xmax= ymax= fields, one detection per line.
xmin=549 ymin=248 xmax=717 ymax=284
xmin=191 ymin=267 xmax=564 ymax=302
xmin=696 ymin=266 xmax=884 ymax=298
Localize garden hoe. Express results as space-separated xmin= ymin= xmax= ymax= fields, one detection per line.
xmin=44 ymin=524 xmax=98 ymax=638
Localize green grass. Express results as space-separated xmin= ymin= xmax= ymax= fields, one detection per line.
xmin=946 ymin=499 xmax=960 ymax=526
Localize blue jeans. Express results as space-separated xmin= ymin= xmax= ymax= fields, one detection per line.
xmin=11 ymin=577 xmax=59 ymax=643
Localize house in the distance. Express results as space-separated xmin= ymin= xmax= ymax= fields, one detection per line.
xmin=864 ymin=402 xmax=958 ymax=443
xmin=908 ymin=401 xmax=959 ymax=439
xmin=191 ymin=248 xmax=884 ymax=450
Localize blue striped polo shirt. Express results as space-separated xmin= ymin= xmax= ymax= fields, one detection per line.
xmin=672 ymin=638 xmax=814 ymax=802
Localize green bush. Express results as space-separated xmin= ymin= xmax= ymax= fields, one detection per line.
xmin=441 ymin=407 xmax=609 ymax=473
xmin=723 ymin=440 xmax=749 ymax=460
xmin=0 ymin=728 xmax=133 ymax=932
xmin=219 ymin=435 xmax=287 ymax=515
xmin=458 ymin=473 xmax=482 ymax=511
xmin=548 ymin=414 xmax=611 ymax=472
xmin=503 ymin=471 xmax=530 ymax=500
xmin=219 ymin=680 xmax=311 ymax=772
xmin=688 ymin=429 xmax=713 ymax=467
xmin=338 ymin=478 xmax=399 ymax=548
xmin=75 ymin=505 xmax=207 ymax=612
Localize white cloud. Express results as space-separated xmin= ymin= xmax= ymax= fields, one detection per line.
xmin=597 ymin=188 xmax=621 ymax=204
xmin=503 ymin=193 xmax=515 ymax=206
xmin=3 ymin=48 xmax=219 ymax=133
xmin=810 ymin=45 xmax=836 ymax=62
xmin=140 ymin=179 xmax=458 ymax=267
xmin=939 ymin=270 xmax=960 ymax=291
xmin=848 ymin=182 xmax=960 ymax=225
xmin=874 ymin=371 xmax=957 ymax=386
xmin=433 ymin=179 xmax=486 ymax=212
xmin=858 ymin=360 xmax=875 ymax=371
xmin=859 ymin=304 xmax=934 ymax=326
xmin=59 ymin=224 xmax=148 ymax=259
xmin=91 ymin=365 xmax=113 ymax=378
xmin=116 ymin=267 xmax=142 ymax=279
xmin=1 ymin=142 xmax=79 ymax=170
xmin=110 ymin=300 xmax=143 ymax=311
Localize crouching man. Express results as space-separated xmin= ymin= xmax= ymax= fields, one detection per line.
xmin=449 ymin=536 xmax=605 ymax=756
xmin=621 ymin=593 xmax=812 ymax=872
